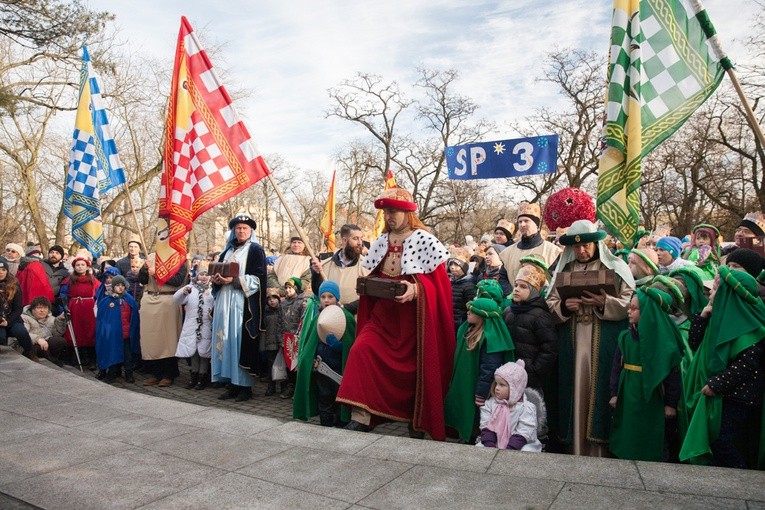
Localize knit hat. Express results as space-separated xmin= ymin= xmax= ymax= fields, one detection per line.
xmin=71 ymin=256 xmax=91 ymax=268
xmin=629 ymin=248 xmax=660 ymax=278
xmin=111 ymin=275 xmax=128 ymax=288
xmin=49 ymin=245 xmax=65 ymax=257
xmin=318 ymin=280 xmax=341 ymax=301
xmin=725 ymin=248 xmax=764 ymax=279
xmin=316 ymin=304 xmax=347 ymax=344
xmin=448 ymin=257 xmax=469 ymax=276
xmin=515 ymin=264 xmax=546 ymax=291
xmin=495 ymin=219 xmax=515 ymax=239
xmin=374 ymin=187 xmax=417 ymax=211
xmin=479 ymin=234 xmax=492 ymax=244
xmin=489 ymin=244 xmax=505 ymax=256
xmin=656 ymin=236 xmax=682 ymax=260
xmin=25 ymin=245 xmax=42 ymax=258
xmin=4 ymin=243 xmax=23 ymax=257
xmin=494 ymin=360 xmax=527 ymax=405
xmin=0 ymin=258 xmax=8 ymax=271
xmin=517 ymin=202 xmax=541 ymax=227
xmin=285 ymin=276 xmax=302 ymax=291
xmin=543 ymin=187 xmax=596 ymax=230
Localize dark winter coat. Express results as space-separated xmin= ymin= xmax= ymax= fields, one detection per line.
xmin=450 ymin=274 xmax=476 ymax=332
xmin=503 ymin=296 xmax=558 ymax=390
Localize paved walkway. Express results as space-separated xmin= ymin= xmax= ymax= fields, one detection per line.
xmin=1 ymin=348 xmax=764 ymax=509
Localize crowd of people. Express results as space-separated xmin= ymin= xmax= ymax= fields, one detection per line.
xmin=2 ymin=188 xmax=765 ymax=470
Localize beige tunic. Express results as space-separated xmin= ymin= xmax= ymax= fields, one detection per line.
xmin=269 ymin=254 xmax=312 ymax=295
xmin=320 ymin=256 xmax=370 ymax=305
xmin=499 ymin=241 xmax=561 ymax=284
xmin=546 ymin=258 xmax=632 ymax=457
xmin=139 ymin=264 xmax=184 ymax=360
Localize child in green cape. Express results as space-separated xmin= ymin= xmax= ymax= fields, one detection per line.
xmin=444 ymin=297 xmax=514 ymax=443
xmin=609 ymin=287 xmax=683 ymax=461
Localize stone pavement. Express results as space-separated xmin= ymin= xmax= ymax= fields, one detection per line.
xmin=2 ymin=348 xmax=765 ymax=510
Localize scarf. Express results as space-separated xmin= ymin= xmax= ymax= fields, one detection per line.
xmin=517 ymin=232 xmax=543 ymax=250
xmin=194 ymin=281 xmax=211 ymax=344
xmin=487 ymin=397 xmax=521 ymax=449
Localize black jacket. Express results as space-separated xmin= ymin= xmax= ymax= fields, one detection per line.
xmin=450 ymin=274 xmax=475 ymax=332
xmin=503 ymin=296 xmax=558 ymax=389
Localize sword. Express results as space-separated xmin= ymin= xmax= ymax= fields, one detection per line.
xmin=312 ymin=355 xmax=342 ymax=384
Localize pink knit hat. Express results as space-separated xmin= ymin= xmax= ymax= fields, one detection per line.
xmin=494 ymin=360 xmax=527 ymax=405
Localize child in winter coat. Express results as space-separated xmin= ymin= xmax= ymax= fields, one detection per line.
xmin=95 ymin=275 xmax=140 ymax=383
xmin=174 ymin=269 xmax=214 ymax=390
xmin=293 ymin=281 xmax=356 ymax=426
xmin=609 ymin=287 xmax=682 ymax=462
xmin=477 ymin=359 xmax=543 ymax=451
xmin=20 ymin=296 xmax=67 ymax=365
xmin=681 ymin=267 xmax=765 ymax=468
xmin=280 ymin=276 xmax=308 ymax=398
xmin=263 ymin=287 xmax=287 ymax=396
xmin=503 ymin=264 xmax=557 ymax=394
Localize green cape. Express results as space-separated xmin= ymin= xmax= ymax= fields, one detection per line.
xmin=292 ymin=296 xmax=357 ymax=422
xmin=444 ymin=313 xmax=514 ymax=442
xmin=679 ymin=267 xmax=765 ymax=467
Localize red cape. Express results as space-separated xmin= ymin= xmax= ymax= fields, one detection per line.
xmin=17 ymin=260 xmax=54 ymax=306
xmin=337 ymin=264 xmax=455 ymax=440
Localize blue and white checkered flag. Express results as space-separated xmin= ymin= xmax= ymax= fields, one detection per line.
xmin=64 ymin=45 xmax=125 ymax=258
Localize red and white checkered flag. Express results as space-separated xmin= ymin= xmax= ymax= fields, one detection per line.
xmin=154 ymin=16 xmax=270 ymax=284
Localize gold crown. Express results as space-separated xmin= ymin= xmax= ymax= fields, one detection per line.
xmin=515 ymin=264 xmax=546 ymax=291
xmin=517 ymin=202 xmax=541 ymax=220
xmin=496 ymin=218 xmax=515 ymax=236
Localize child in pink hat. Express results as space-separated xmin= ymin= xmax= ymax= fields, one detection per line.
xmin=477 ymin=360 xmax=543 ymax=451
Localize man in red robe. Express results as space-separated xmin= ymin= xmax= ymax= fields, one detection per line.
xmin=337 ymin=188 xmax=455 ymax=440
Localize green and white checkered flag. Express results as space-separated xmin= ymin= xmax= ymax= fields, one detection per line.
xmin=597 ymin=0 xmax=731 ymax=248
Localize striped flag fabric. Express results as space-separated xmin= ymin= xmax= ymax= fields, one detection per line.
xmin=372 ymin=170 xmax=397 ymax=238
xmin=154 ymin=16 xmax=271 ymax=284
xmin=596 ymin=0 xmax=730 ymax=248
xmin=64 ymin=45 xmax=126 ymax=258
xmin=320 ymin=170 xmax=337 ymax=251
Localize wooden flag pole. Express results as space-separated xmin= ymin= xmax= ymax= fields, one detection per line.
xmin=726 ymin=68 xmax=765 ymax=148
xmin=266 ymin=173 xmax=327 ymax=280
xmin=121 ymin=181 xmax=149 ymax=256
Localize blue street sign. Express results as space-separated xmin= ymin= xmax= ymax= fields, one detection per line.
xmin=445 ymin=134 xmax=558 ymax=180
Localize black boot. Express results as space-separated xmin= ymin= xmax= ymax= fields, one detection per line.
xmin=185 ymin=372 xmax=199 ymax=389
xmin=218 ymin=384 xmax=241 ymax=400
xmin=234 ymin=386 xmax=252 ymax=402
xmin=264 ymin=382 xmax=276 ymax=396
xmin=194 ymin=375 xmax=208 ymax=390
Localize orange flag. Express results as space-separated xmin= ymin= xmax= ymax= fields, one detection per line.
xmin=155 ymin=17 xmax=270 ymax=284
xmin=372 ymin=170 xmax=397 ymax=238
xmin=320 ymin=170 xmax=336 ymax=251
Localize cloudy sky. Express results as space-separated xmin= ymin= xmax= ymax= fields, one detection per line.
xmin=98 ymin=0 xmax=761 ymax=174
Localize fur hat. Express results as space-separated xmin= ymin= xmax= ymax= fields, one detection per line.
xmin=494 ymin=360 xmax=528 ymax=405
xmin=495 ymin=219 xmax=515 ymax=239
xmin=374 ymin=187 xmax=417 ymax=211
xmin=318 ymin=280 xmax=341 ymax=301
xmin=656 ymin=236 xmax=682 ymax=260
xmin=228 ymin=214 xmax=257 ymax=230
xmin=515 ymin=264 xmax=546 ymax=291
xmin=558 ymin=220 xmax=606 ymax=246
xmin=316 ymin=304 xmax=347 ymax=344
xmin=726 ymin=248 xmax=764 ymax=279
xmin=543 ymin=187 xmax=595 ymax=230
xmin=517 ymin=202 xmax=541 ymax=227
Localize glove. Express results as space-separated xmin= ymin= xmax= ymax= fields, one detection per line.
xmin=63 ymin=308 xmax=72 ymax=321
xmin=325 ymin=333 xmax=342 ymax=352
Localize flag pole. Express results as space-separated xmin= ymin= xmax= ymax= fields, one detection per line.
xmin=725 ymin=68 xmax=765 ymax=148
xmin=266 ymin=174 xmax=327 ymax=279
xmin=121 ymin=181 xmax=149 ymax=255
